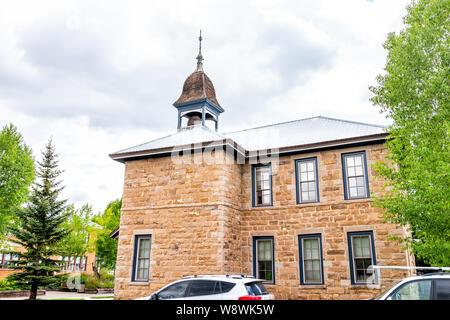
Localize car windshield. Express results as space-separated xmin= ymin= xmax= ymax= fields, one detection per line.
xmin=373 ymin=280 xmax=402 ymax=300
xmin=245 ymin=282 xmax=269 ymax=296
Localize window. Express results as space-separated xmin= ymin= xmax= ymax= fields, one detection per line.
xmin=245 ymin=282 xmax=270 ymax=296
xmin=132 ymin=235 xmax=151 ymax=282
xmin=298 ymin=234 xmax=324 ymax=285
xmin=252 ymin=164 xmax=272 ymax=206
xmin=188 ymin=280 xmax=219 ymax=297
xmin=295 ymin=158 xmax=319 ymax=204
xmin=342 ymin=152 xmax=369 ymax=200
xmin=253 ymin=237 xmax=275 ymax=284
xmin=348 ymin=231 xmax=377 ymax=285
xmin=220 ymin=282 xmax=236 ymax=293
xmin=390 ymin=280 xmax=432 ymax=300
xmin=158 ymin=281 xmax=190 ymax=300
xmin=435 ymin=280 xmax=450 ymax=300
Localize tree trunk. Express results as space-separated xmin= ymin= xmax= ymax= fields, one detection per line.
xmin=29 ymin=282 xmax=38 ymax=300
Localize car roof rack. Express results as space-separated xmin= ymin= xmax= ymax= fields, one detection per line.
xmin=181 ymin=274 xmax=257 ymax=279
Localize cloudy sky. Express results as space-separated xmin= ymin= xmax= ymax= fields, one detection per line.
xmin=0 ymin=0 xmax=411 ymax=213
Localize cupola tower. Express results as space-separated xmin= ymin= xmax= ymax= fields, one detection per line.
xmin=173 ymin=31 xmax=224 ymax=131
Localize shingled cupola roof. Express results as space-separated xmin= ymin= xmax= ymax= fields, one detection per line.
xmin=173 ymin=70 xmax=222 ymax=110
xmin=173 ymin=30 xmax=223 ymax=111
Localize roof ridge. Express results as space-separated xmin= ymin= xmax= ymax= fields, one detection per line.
xmin=223 ymin=115 xmax=386 ymax=135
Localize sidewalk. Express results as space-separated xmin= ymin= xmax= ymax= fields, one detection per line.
xmin=0 ymin=290 xmax=114 ymax=300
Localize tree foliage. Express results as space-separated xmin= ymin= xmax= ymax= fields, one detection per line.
xmin=92 ymin=199 xmax=121 ymax=270
xmin=6 ymin=139 xmax=70 ymax=299
xmin=0 ymin=124 xmax=35 ymax=237
xmin=370 ymin=0 xmax=449 ymax=266
xmin=56 ymin=203 xmax=96 ymax=259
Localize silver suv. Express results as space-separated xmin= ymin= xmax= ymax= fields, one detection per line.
xmin=135 ymin=274 xmax=275 ymax=300
xmin=373 ymin=273 xmax=450 ymax=300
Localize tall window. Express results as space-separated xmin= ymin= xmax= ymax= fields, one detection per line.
xmin=296 ymin=158 xmax=319 ymax=203
xmin=132 ymin=235 xmax=151 ymax=282
xmin=298 ymin=234 xmax=324 ymax=285
xmin=342 ymin=152 xmax=369 ymax=199
xmin=348 ymin=231 xmax=377 ymax=284
xmin=252 ymin=164 xmax=272 ymax=206
xmin=253 ymin=237 xmax=274 ymax=284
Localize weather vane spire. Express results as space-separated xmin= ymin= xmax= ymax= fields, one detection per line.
xmin=196 ymin=30 xmax=204 ymax=72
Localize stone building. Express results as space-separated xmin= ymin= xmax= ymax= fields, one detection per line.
xmin=110 ymin=39 xmax=414 ymax=300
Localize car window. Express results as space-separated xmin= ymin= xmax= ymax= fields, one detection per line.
xmin=245 ymin=282 xmax=269 ymax=296
xmin=158 ymin=281 xmax=190 ymax=299
xmin=220 ymin=281 xmax=236 ymax=293
xmin=390 ymin=280 xmax=432 ymax=300
xmin=188 ymin=280 xmax=218 ymax=297
xmin=435 ymin=279 xmax=450 ymax=300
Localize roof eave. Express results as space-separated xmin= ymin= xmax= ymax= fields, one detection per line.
xmin=109 ymin=132 xmax=388 ymax=163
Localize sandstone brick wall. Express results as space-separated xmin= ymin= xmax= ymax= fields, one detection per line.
xmin=114 ymin=144 xmax=415 ymax=300
xmin=115 ymin=151 xmax=244 ymax=299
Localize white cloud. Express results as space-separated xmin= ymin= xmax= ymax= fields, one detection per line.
xmin=0 ymin=0 xmax=411 ymax=212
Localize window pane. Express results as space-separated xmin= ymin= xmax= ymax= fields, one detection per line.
xmin=350 ymin=187 xmax=357 ymax=197
xmin=392 ymin=280 xmax=432 ymax=300
xmin=300 ymin=163 xmax=307 ymax=171
xmin=347 ymin=157 xmax=354 ymax=166
xmin=357 ymin=187 xmax=366 ymax=196
xmin=349 ymin=177 xmax=356 ymax=187
xmin=435 ymin=280 xmax=450 ymax=300
xmin=307 ymin=171 xmax=315 ymax=181
xmin=158 ymin=281 xmax=190 ymax=300
xmin=355 ymin=166 xmax=363 ymax=176
xmin=356 ymin=177 xmax=365 ymax=187
xmin=348 ymin=167 xmax=356 ymax=177
xmin=188 ymin=280 xmax=217 ymax=297
xmin=355 ymin=156 xmax=362 ymax=166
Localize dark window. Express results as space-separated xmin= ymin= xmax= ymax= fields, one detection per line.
xmin=158 ymin=281 xmax=190 ymax=300
xmin=252 ymin=164 xmax=272 ymax=206
xmin=296 ymin=158 xmax=319 ymax=203
xmin=188 ymin=280 xmax=218 ymax=297
xmin=245 ymin=282 xmax=270 ymax=296
xmin=390 ymin=280 xmax=432 ymax=300
xmin=342 ymin=152 xmax=369 ymax=200
xmin=299 ymin=234 xmax=324 ymax=285
xmin=220 ymin=281 xmax=236 ymax=293
xmin=348 ymin=231 xmax=377 ymax=285
xmin=435 ymin=279 xmax=450 ymax=300
xmin=132 ymin=235 xmax=151 ymax=282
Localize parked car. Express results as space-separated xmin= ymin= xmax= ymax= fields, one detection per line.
xmin=372 ymin=273 xmax=450 ymax=300
xmin=135 ymin=274 xmax=275 ymax=300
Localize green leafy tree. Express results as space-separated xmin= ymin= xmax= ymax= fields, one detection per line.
xmin=0 ymin=124 xmax=35 ymax=238
xmin=370 ymin=0 xmax=449 ymax=266
xmin=6 ymin=139 xmax=70 ymax=299
xmin=56 ymin=204 xmax=96 ymax=264
xmin=92 ymin=199 xmax=121 ymax=270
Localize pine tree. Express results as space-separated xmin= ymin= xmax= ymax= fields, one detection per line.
xmin=7 ymin=139 xmax=70 ymax=300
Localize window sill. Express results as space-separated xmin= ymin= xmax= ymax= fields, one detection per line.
xmin=299 ymin=284 xmax=326 ymax=289
xmin=128 ymin=281 xmax=153 ymax=286
xmin=350 ymin=283 xmax=380 ymax=290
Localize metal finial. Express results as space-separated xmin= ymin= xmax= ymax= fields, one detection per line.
xmin=196 ymin=30 xmax=203 ymax=71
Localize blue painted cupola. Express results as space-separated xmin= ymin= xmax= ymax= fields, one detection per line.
xmin=173 ymin=31 xmax=224 ymax=131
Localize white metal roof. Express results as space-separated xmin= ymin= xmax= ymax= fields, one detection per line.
xmin=110 ymin=116 xmax=386 ymax=158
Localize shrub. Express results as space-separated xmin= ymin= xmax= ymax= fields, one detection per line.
xmin=82 ymin=271 xmax=114 ymax=289
xmin=0 ymin=278 xmax=27 ymax=290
